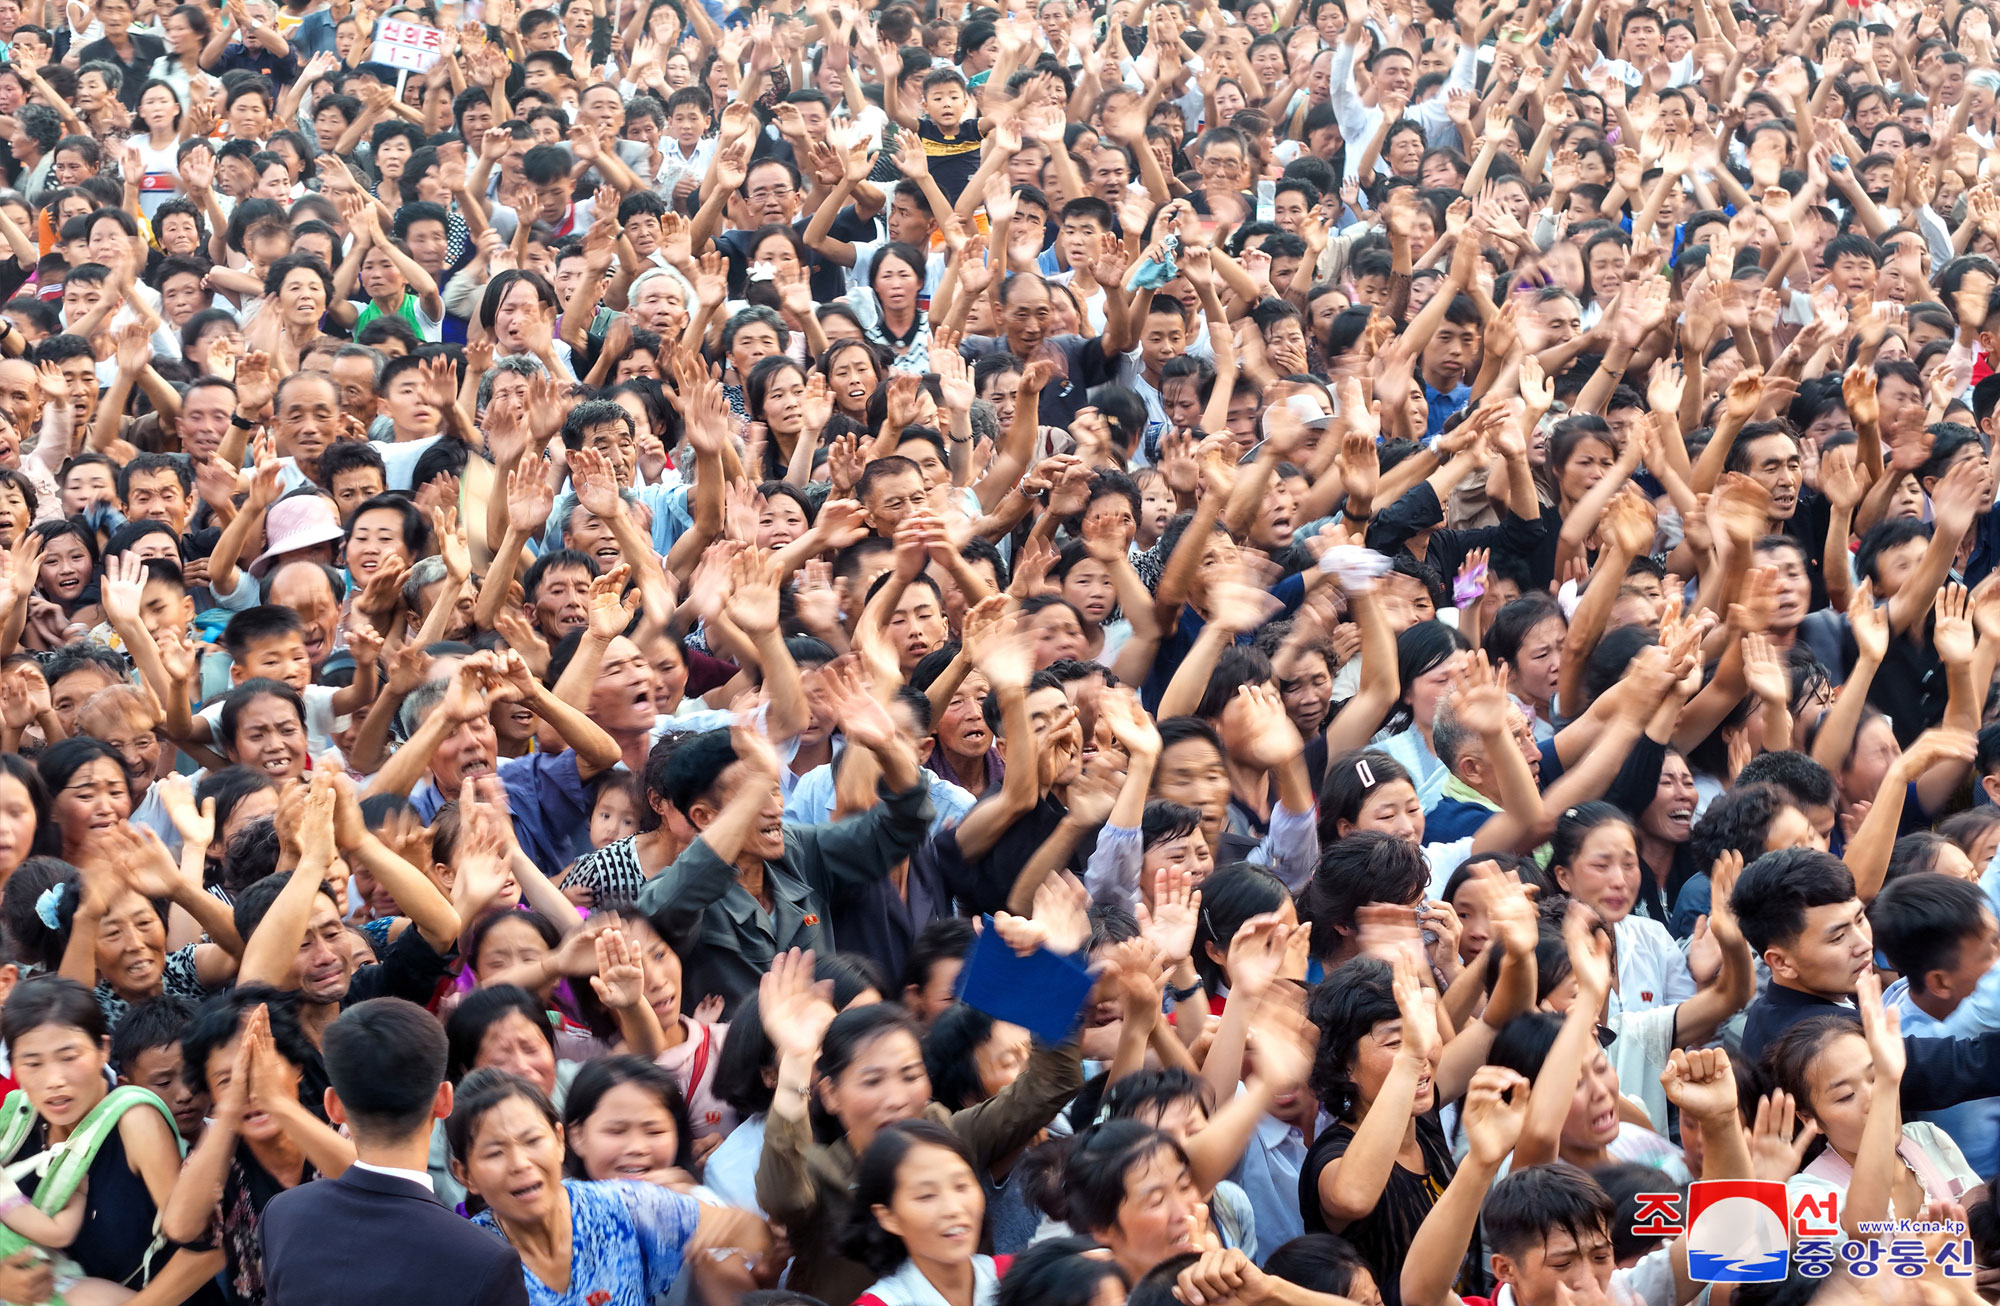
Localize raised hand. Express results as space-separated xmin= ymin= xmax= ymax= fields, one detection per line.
xmin=1748 ymin=1090 xmax=1821 ymax=1182
xmin=507 ymin=456 xmax=555 ymax=535
xmin=1136 ymin=867 xmax=1201 ymax=966
xmin=758 ymin=948 xmax=838 ymax=1060
xmin=1461 ymin=1064 xmax=1533 ymax=1165
xmin=1659 ymin=1046 xmax=1738 ymax=1123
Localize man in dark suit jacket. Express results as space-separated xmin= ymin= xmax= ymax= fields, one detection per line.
xmin=261 ymin=998 xmax=529 ymax=1306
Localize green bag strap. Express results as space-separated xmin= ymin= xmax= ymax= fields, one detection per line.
xmin=0 ymin=1093 xmax=39 ymax=1172
xmin=0 ymin=1086 xmax=182 ymax=1273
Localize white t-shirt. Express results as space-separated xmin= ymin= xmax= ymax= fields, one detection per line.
xmin=127 ymin=136 xmax=185 ymax=218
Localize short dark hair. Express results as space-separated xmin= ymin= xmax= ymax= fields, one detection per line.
xmin=900 ymin=917 xmax=974 ymax=999
xmin=1306 ymin=957 xmax=1399 ymax=1121
xmin=1854 ymin=515 xmax=1931 ymax=585
xmin=662 ymin=728 xmax=737 ymax=816
xmin=1729 ymin=848 xmax=1858 ymax=955
xmin=559 ymin=398 xmax=635 ymax=451
xmin=220 ymin=605 xmax=306 ymax=661
xmin=1824 ymin=231 xmax=1884 ymax=268
xmin=109 ymin=994 xmax=194 ymax=1074
xmin=1689 ymin=782 xmax=1798 ymax=877
xmin=323 ymin=998 xmax=449 ymax=1138
xmin=117 ymin=451 xmax=190 ymax=502
xmin=1304 ymin=829 xmax=1427 ymax=946
xmin=522 ymin=547 xmax=599 ymax=603
xmin=1483 ymin=1161 xmax=1617 ymax=1262
xmin=1869 ymin=871 xmax=1993 ymax=992
xmin=856 ymin=455 xmax=923 ymax=504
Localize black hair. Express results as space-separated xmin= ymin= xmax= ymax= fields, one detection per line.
xmin=1261 ymin=1235 xmax=1373 ymax=1298
xmin=1306 ymin=958 xmax=1399 ymax=1120
xmin=1483 ymin=1161 xmax=1617 ymax=1262
xmin=1 ymin=975 xmax=105 ymax=1053
xmin=1762 ymin=1012 xmax=1864 ymax=1130
xmin=110 ymin=994 xmax=194 ymax=1075
xmin=231 ymin=869 xmax=337 ymax=943
xmin=217 ymin=678 xmax=306 ymax=759
xmin=178 ymin=985 xmax=324 ymax=1109
xmin=1688 ymin=783 xmax=1799 ymax=897
xmin=662 ymin=728 xmax=737 ymax=817
xmin=1483 ymin=593 xmax=1565 ymax=677
xmin=1024 ymin=1120 xmax=1190 ymax=1234
xmin=1868 ymin=871 xmax=1994 ymax=993
xmin=819 ymin=1003 xmax=924 ymax=1095
xmin=712 ymin=992 xmax=778 ymax=1117
xmin=1729 ymin=848 xmax=1859 ymax=956
xmin=346 ymin=492 xmax=432 ymax=558
xmin=219 ymin=605 xmax=306 ymax=661
xmin=560 ymin=1054 xmax=693 ymax=1175
xmin=1854 ymin=516 xmax=1931 ymax=586
xmin=1316 ymin=748 xmax=1415 ymax=839
xmin=995 ymin=1236 xmax=1128 ymax=1306
xmin=444 ymin=1067 xmax=559 ymax=1178
xmin=1140 ymin=800 xmax=1204 ymax=853
xmin=444 ymin=984 xmax=554 ymax=1083
xmin=1304 ymin=830 xmax=1427 ymax=952
xmin=922 ymin=1002 xmax=997 ymax=1110
xmin=0 ymin=755 xmax=50 ymax=865
xmin=1192 ymin=860 xmax=1288 ymax=992
xmin=840 ymin=1120 xmax=981 ymax=1274
xmin=1732 ymin=752 xmax=1837 ymax=812
xmin=901 ymin=917 xmax=975 ymax=1004
xmin=466 ymin=907 xmax=562 ymax=979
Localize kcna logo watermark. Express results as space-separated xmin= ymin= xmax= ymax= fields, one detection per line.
xmin=1632 ymin=1180 xmax=1975 ymax=1284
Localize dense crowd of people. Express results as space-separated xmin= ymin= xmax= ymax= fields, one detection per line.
xmin=1 ymin=0 xmax=2000 ymax=1301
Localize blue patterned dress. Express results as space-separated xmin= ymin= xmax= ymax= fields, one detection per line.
xmin=472 ymin=1178 xmax=703 ymax=1306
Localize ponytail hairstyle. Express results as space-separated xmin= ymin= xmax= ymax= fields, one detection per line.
xmin=1021 ymin=1119 xmax=1190 ymax=1235
xmin=1189 ymin=864 xmax=1290 ymax=995
xmin=1758 ymin=1012 xmax=1855 ymax=1163
xmin=1261 ymin=1235 xmax=1374 ymax=1299
xmin=1385 ymin=620 xmax=1471 ymax=734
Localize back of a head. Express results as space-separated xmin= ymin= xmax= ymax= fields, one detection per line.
xmin=1129 ymin=1254 xmax=1203 ymax=1306
xmin=324 ymin=998 xmax=447 ymax=1140
xmin=1868 ymin=871 xmax=1992 ymax=989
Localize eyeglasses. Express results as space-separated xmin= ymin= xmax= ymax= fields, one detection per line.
xmin=748 ymin=185 xmax=795 ymax=202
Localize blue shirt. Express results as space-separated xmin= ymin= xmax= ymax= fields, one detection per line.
xmin=1422 ymin=379 xmax=1471 ymax=440
xmin=290 ymin=8 xmax=340 ymax=58
xmin=1139 ymin=572 xmax=1307 ymax=711
xmin=473 ymin=1179 xmax=699 ymax=1306
xmin=784 ymin=761 xmax=976 ymax=834
xmin=1886 ymin=976 xmax=2000 ymax=1179
xmin=412 ymin=749 xmax=591 ymax=877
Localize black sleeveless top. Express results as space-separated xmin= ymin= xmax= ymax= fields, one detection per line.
xmin=15 ymin=1120 xmax=159 ymax=1285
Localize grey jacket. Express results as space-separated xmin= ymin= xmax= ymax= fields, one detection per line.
xmin=636 ymin=777 xmax=934 ymax=1014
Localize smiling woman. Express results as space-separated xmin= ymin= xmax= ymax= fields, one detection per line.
xmin=846 ymin=1121 xmax=1003 ymax=1306
xmin=4 ymin=749 xmax=241 ymax=1030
